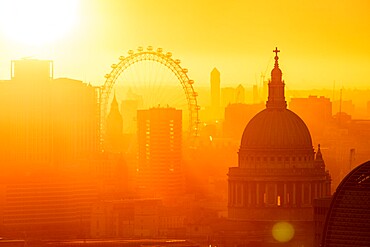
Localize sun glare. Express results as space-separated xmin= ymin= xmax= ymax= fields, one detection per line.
xmin=272 ymin=221 xmax=295 ymax=243
xmin=0 ymin=0 xmax=78 ymax=45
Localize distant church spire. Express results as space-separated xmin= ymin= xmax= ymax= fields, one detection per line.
xmin=105 ymin=92 xmax=123 ymax=153
xmin=316 ymin=144 xmax=323 ymax=161
xmin=111 ymin=91 xmax=119 ymax=111
xmin=315 ymin=144 xmax=326 ymax=169
xmin=266 ymin=47 xmax=287 ymax=110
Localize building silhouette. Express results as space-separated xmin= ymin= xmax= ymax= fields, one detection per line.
xmin=121 ymin=99 xmax=139 ymax=134
xmin=321 ymin=160 xmax=370 ymax=247
xmin=90 ymin=198 xmax=186 ymax=239
xmin=333 ymin=99 xmax=355 ymax=116
xmin=313 ymin=196 xmax=332 ymax=247
xmin=221 ymin=87 xmax=235 ymax=108
xmin=235 ymin=84 xmax=245 ymax=104
xmin=0 ymin=174 xmax=98 ymax=239
xmin=290 ymin=96 xmax=332 ymax=136
xmin=252 ymin=84 xmax=258 ymax=103
xmin=223 ymin=103 xmax=264 ymax=140
xmin=0 ymin=59 xmax=100 ymax=172
xmin=137 ymin=107 xmax=183 ymax=201
xmin=227 ymin=49 xmax=331 ymax=246
xmin=221 ymin=84 xmax=246 ymax=107
xmin=210 ymin=68 xmax=220 ymax=118
xmin=0 ymin=59 xmax=100 ymax=238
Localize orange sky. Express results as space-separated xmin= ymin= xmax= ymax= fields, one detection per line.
xmin=0 ymin=0 xmax=369 ymax=89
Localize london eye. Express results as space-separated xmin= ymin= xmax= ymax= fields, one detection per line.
xmin=100 ymin=46 xmax=199 ymax=146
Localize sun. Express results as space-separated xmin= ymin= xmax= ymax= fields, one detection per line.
xmin=0 ymin=0 xmax=78 ymax=45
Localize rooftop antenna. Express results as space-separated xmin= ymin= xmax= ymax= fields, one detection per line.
xmin=260 ymin=54 xmax=272 ymax=101
xmin=332 ymin=80 xmax=336 ymax=102
xmin=339 ymin=88 xmax=343 ymax=114
xmin=338 ymin=87 xmax=343 ymax=126
xmin=349 ymin=148 xmax=355 ymax=171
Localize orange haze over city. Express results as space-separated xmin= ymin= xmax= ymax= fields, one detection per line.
xmin=0 ymin=1 xmax=369 ymax=247
xmin=0 ymin=0 xmax=369 ymax=89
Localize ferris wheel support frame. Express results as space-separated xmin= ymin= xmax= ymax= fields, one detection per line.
xmin=100 ymin=47 xmax=199 ymax=146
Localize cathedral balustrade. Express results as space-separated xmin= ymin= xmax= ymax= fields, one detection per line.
xmin=229 ymin=167 xmax=326 ymax=178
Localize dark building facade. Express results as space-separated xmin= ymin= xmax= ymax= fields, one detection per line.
xmin=313 ymin=197 xmax=332 ymax=247
xmin=321 ymin=160 xmax=370 ymax=247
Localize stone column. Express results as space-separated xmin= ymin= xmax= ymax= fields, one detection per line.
xmin=293 ymin=183 xmax=296 ymax=205
xmin=274 ymin=183 xmax=278 ymax=205
xmin=283 ymin=183 xmax=287 ymax=206
xmin=248 ymin=182 xmax=251 ymax=205
xmin=241 ymin=183 xmax=244 ymax=206
xmin=256 ymin=183 xmax=260 ymax=206
xmin=301 ymin=183 xmax=304 ymax=204
xmin=231 ymin=182 xmax=235 ymax=205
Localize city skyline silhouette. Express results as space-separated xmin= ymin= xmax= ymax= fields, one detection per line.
xmin=0 ymin=1 xmax=369 ymax=247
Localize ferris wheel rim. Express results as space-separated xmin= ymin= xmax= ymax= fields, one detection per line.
xmin=100 ymin=47 xmax=199 ymax=141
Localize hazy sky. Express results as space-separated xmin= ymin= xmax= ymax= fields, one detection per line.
xmin=0 ymin=0 xmax=369 ymax=89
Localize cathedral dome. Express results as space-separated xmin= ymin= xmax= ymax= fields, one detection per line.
xmin=240 ymin=47 xmax=312 ymax=151
xmin=240 ymin=108 xmax=312 ymax=149
xmin=228 ymin=48 xmax=331 ymax=226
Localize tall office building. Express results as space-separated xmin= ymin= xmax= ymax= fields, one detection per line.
xmin=1 ymin=60 xmax=54 ymax=169
xmin=0 ymin=59 xmax=100 ymax=238
xmin=0 ymin=59 xmax=100 ymax=172
xmin=210 ymin=68 xmax=220 ymax=117
xmin=52 ymin=77 xmax=100 ymax=168
xmin=137 ymin=107 xmax=183 ymax=201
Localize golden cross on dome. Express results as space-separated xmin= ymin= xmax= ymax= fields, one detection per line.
xmin=273 ymin=47 xmax=280 ymax=57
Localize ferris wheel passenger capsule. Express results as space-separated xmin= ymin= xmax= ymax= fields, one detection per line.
xmin=157 ymin=48 xmax=163 ymax=53
xmin=188 ymin=80 xmax=194 ymax=84
xmin=128 ymin=50 xmax=134 ymax=55
xmin=147 ymin=46 xmax=153 ymax=51
xmin=111 ymin=64 xmax=117 ymax=68
xmin=182 ymin=68 xmax=188 ymax=73
xmin=166 ymin=52 xmax=172 ymax=58
xmin=104 ymin=74 xmax=111 ymax=78
xmin=175 ymin=59 xmax=181 ymax=64
xmin=119 ymin=56 xmax=125 ymax=60
xmin=138 ymin=46 xmax=143 ymax=52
